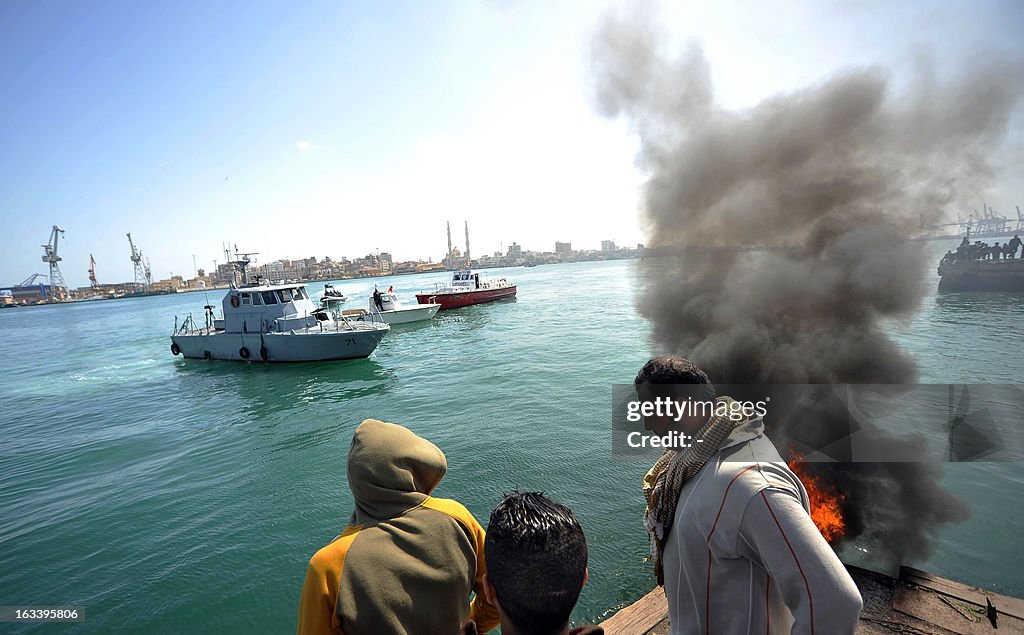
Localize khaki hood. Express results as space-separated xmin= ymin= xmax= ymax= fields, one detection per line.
xmin=347 ymin=419 xmax=447 ymax=525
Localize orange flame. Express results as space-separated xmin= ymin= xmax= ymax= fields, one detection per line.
xmin=788 ymin=459 xmax=846 ymax=543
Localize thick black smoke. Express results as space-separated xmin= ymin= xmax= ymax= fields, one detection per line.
xmin=593 ymin=8 xmax=1023 ymax=565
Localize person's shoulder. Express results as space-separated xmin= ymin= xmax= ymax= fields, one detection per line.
xmin=421 ymin=496 xmax=471 ymax=517
xmin=420 ymin=497 xmax=486 ymax=544
xmin=707 ymin=454 xmax=803 ymax=505
xmin=308 ymin=525 xmax=363 ymax=571
xmin=421 ymin=497 xmax=484 ymax=528
xmin=700 ymin=460 xmax=806 ymax=550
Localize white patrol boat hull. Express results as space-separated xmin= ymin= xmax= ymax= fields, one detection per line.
xmin=344 ymin=304 xmax=440 ymax=325
xmin=171 ymin=322 xmax=388 ymax=362
xmin=379 ymin=304 xmax=440 ymax=324
xmin=355 ymin=290 xmax=440 ymax=324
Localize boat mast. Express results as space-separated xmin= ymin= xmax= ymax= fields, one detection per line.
xmin=230 ymin=245 xmax=259 ymax=287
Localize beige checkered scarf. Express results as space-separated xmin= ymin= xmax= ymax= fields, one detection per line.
xmin=642 ymin=396 xmax=751 ymax=586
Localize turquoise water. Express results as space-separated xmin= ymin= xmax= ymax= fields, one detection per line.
xmin=1 ymin=253 xmax=1021 ymax=633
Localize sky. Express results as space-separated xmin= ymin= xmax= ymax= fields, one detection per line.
xmin=2 ymin=0 xmax=1023 ymax=288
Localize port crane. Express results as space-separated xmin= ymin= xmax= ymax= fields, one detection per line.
xmin=41 ymin=225 xmax=67 ymax=299
xmin=127 ymin=233 xmax=152 ymax=292
xmin=18 ymin=273 xmax=47 ymax=287
xmin=88 ymin=254 xmax=98 ymax=288
xmin=943 ymin=204 xmax=1022 ymax=238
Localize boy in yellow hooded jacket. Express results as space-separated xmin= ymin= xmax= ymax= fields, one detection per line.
xmin=297 ymin=419 xmax=500 ymax=634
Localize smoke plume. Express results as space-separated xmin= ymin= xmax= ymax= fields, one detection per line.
xmin=593 ymin=7 xmax=1023 ymax=564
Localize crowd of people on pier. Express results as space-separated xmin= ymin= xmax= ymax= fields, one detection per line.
xmin=296 ymin=356 xmax=863 ymax=635
xmin=943 ymin=234 xmax=1023 ymax=264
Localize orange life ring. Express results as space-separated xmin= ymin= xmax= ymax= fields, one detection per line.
xmin=230 ymin=295 xmax=240 ymax=308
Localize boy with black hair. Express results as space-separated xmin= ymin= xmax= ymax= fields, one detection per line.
xmin=462 ymin=491 xmax=601 ymax=635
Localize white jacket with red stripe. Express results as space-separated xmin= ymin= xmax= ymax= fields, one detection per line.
xmin=660 ymin=420 xmax=862 ymax=635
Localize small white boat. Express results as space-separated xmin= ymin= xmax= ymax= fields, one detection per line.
xmin=170 ymin=258 xmax=388 ymax=362
xmin=342 ymin=289 xmax=440 ymax=325
xmin=320 ymin=283 xmax=347 ymax=308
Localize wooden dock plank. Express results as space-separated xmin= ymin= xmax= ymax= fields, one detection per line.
xmin=598 ymin=567 xmax=1024 ymax=634
xmin=893 ymin=586 xmax=1001 ymax=635
xmin=901 ymin=566 xmax=1024 ymax=621
xmin=599 ymin=588 xmax=668 ymax=634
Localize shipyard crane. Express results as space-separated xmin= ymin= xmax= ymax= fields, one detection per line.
xmin=88 ymin=254 xmax=98 ymax=288
xmin=126 ymin=233 xmax=152 ymax=292
xmin=18 ymin=273 xmax=46 ymax=287
xmin=41 ymin=225 xmax=67 ymax=299
xmin=944 ymin=205 xmax=1016 ymax=238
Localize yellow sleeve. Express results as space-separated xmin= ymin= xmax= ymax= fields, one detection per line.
xmin=423 ymin=498 xmax=501 ymax=633
xmin=297 ymin=527 xmax=361 ymax=635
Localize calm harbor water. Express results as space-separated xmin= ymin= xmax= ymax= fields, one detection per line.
xmin=1 ymin=248 xmax=1021 ymax=633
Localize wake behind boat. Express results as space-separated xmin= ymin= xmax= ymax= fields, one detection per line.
xmin=170 ymin=256 xmax=388 ymax=362
xmin=416 ymin=269 xmax=516 ymax=309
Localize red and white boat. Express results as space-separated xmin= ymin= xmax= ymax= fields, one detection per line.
xmin=416 ymin=269 xmax=517 ymax=309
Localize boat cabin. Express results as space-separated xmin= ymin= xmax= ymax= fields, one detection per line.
xmin=370 ymin=291 xmax=401 ymax=312
xmin=446 ymin=269 xmax=510 ymax=291
xmin=219 ymin=284 xmax=319 ymax=333
xmin=450 ymin=271 xmax=481 ymax=290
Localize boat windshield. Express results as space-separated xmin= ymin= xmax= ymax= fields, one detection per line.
xmin=261 ymin=291 xmax=278 ymax=304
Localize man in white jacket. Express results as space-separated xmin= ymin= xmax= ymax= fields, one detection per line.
xmin=636 ymin=356 xmax=863 ymax=634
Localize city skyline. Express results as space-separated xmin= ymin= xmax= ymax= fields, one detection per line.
xmin=3 ymin=1 xmax=1023 ymax=288
xmin=8 ymin=227 xmax=638 ymax=290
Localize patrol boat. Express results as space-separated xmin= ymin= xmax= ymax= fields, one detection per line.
xmin=170 ymin=256 xmax=389 ymax=362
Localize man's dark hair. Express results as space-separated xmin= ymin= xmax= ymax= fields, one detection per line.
xmin=485 ymin=491 xmax=588 ymax=635
xmin=634 ymin=355 xmax=716 ymax=401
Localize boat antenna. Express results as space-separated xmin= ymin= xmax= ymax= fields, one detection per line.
xmin=231 ymin=246 xmax=259 ymax=287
